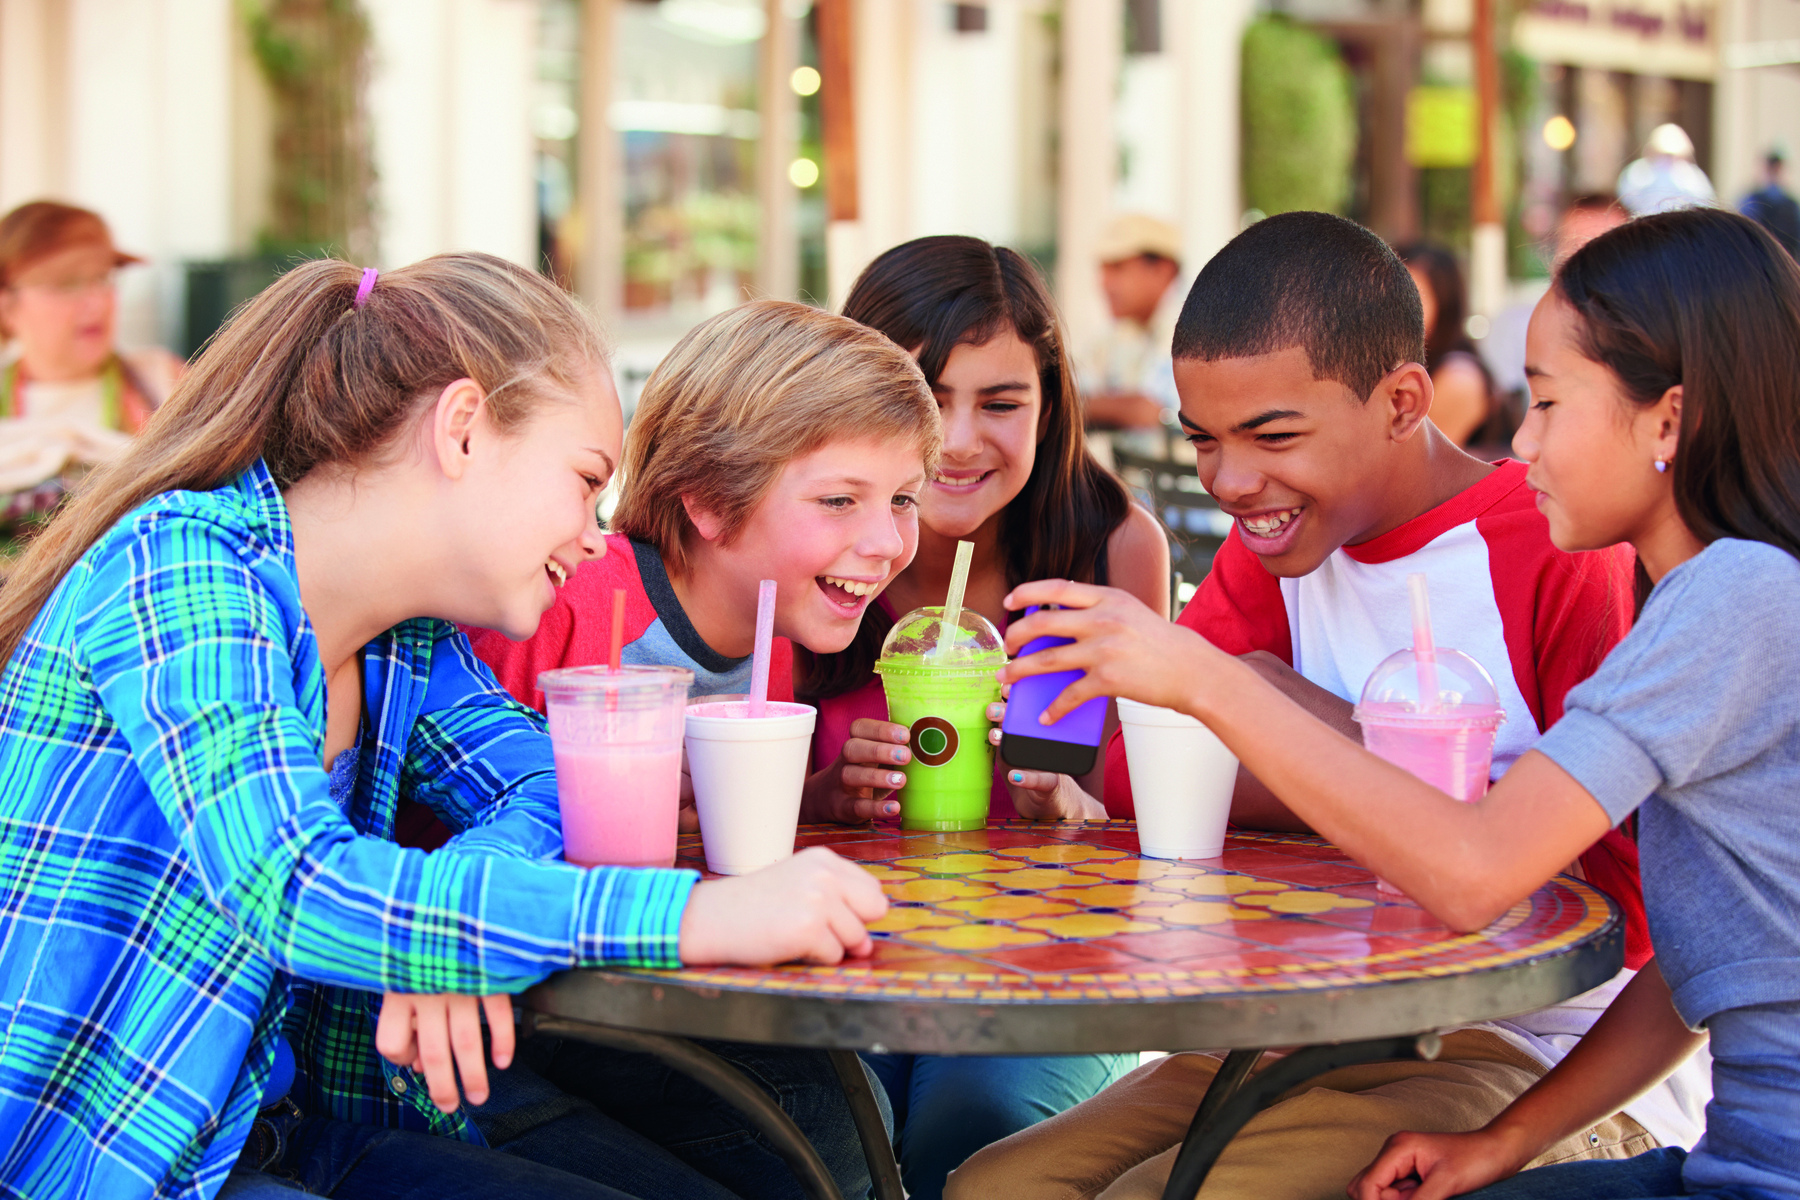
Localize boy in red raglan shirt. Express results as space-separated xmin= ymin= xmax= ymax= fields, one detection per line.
xmin=946 ymin=214 xmax=1710 ymax=1200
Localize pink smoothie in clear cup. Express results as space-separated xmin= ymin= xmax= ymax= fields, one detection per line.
xmin=1353 ymin=647 xmax=1504 ymax=897
xmin=539 ymin=665 xmax=693 ymax=869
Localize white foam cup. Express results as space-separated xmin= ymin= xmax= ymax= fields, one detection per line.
xmin=1116 ymin=697 xmax=1239 ymax=859
xmin=683 ymin=701 xmax=817 ymax=876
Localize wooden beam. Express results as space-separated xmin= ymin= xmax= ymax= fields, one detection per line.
xmin=817 ymin=0 xmax=858 ymax=223
xmin=1472 ymin=0 xmax=1500 ymax=227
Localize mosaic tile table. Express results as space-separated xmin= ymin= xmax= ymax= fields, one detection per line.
xmin=524 ymin=821 xmax=1623 ymax=1200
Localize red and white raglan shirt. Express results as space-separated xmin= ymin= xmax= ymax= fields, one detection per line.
xmin=1105 ymin=459 xmax=1711 ymax=1147
xmin=469 ymin=533 xmax=795 ymax=714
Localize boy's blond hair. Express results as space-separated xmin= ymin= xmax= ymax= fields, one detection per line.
xmin=613 ymin=299 xmax=939 ymax=575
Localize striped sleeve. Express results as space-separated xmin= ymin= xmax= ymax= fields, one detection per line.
xmin=76 ymin=513 xmax=697 ymax=990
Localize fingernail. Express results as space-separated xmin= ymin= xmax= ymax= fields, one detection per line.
xmin=892 ymin=748 xmax=907 ymax=762
xmin=884 ymin=802 xmax=900 ymax=815
xmin=889 ymin=773 xmax=904 ymax=786
xmin=1010 ymin=772 xmax=1024 ymax=783
xmin=1040 ymin=713 xmax=1053 ymax=725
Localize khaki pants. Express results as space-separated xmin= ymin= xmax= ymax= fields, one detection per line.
xmin=944 ymin=1030 xmax=1656 ymax=1200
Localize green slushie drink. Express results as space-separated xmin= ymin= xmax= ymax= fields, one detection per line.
xmin=874 ymin=606 xmax=1006 ymax=831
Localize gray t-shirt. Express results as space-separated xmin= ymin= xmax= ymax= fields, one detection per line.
xmin=1536 ymin=537 xmax=1800 ymax=1196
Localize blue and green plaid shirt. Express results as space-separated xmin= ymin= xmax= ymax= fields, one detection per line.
xmin=0 ymin=462 xmax=697 ymax=1199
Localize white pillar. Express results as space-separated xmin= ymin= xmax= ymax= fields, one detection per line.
xmin=368 ymin=0 xmax=537 ymax=268
xmin=848 ymin=0 xmax=911 ymax=284
xmin=576 ymin=0 xmax=622 ymax=322
xmin=0 ymin=0 xmax=71 ymax=210
xmin=1170 ymin=0 xmax=1253 ymax=272
xmin=1057 ymin=0 xmax=1123 ymax=357
xmin=757 ymin=0 xmax=800 ymax=300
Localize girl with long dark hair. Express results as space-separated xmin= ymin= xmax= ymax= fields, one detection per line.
xmin=1397 ymin=241 xmax=1504 ymax=450
xmin=996 ymin=208 xmax=1800 ymax=1200
xmin=795 ymin=236 xmax=1168 ymax=1199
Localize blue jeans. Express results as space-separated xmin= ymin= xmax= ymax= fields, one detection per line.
xmin=862 ymin=1052 xmax=1132 ymax=1200
xmin=1461 ymin=1148 xmax=1788 ymax=1200
xmin=497 ymin=1032 xmax=889 ymax=1200
xmin=220 ymin=1035 xmax=886 ymax=1199
xmin=217 ymin=1105 xmax=679 ymax=1199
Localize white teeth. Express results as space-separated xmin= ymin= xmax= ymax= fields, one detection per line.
xmin=1241 ymin=508 xmax=1301 ymax=537
xmin=934 ymin=472 xmax=983 ymax=486
xmin=546 ymin=560 xmax=568 ymax=586
xmin=823 ymin=576 xmax=876 ymax=597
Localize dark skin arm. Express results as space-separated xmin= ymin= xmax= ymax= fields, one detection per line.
xmin=1348 ymin=959 xmax=1704 ymax=1200
xmin=1230 ymin=651 xmax=1362 ymax=833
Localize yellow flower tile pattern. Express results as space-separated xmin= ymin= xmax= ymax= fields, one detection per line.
xmin=626 ymin=822 xmax=1617 ymax=1004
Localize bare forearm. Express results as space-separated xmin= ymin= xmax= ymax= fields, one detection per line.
xmin=1189 ymin=656 xmax=1601 ymax=929
xmin=1487 ymin=960 xmax=1705 ymax=1157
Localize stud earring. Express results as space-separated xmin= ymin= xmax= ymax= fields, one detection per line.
xmin=1654 ymin=458 xmax=1669 ymax=473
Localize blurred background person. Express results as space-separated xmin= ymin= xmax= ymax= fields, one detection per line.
xmin=1396 ymin=241 xmax=1498 ymax=449
xmin=1079 ymin=214 xmax=1182 ymax=445
xmin=1617 ymin=123 xmax=1717 ymax=216
xmin=0 ymin=202 xmax=183 ymax=540
xmin=1553 ymin=192 xmax=1631 ymax=265
xmin=1739 ymin=147 xmax=1800 ymax=258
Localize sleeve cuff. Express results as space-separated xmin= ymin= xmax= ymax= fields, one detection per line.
xmin=1535 ymin=708 xmax=1662 ymax=827
xmin=573 ymin=866 xmax=701 ymax=969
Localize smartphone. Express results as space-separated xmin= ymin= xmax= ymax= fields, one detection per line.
xmin=999 ymin=606 xmax=1108 ymax=777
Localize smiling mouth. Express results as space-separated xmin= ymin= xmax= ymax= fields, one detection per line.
xmin=1238 ymin=507 xmax=1302 ymax=538
xmin=817 ymin=575 xmax=879 ymax=610
xmin=545 ymin=559 xmax=569 ymax=588
xmin=932 ymin=470 xmax=994 ymax=490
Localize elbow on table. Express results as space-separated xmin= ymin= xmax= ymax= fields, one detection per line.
xmin=1412 ymin=877 xmax=1517 ymax=934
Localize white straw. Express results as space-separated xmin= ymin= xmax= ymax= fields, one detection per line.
xmin=936 ymin=540 xmax=975 ymax=659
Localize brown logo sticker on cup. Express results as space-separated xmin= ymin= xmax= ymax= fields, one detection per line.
xmin=909 ymin=716 xmax=959 ymax=766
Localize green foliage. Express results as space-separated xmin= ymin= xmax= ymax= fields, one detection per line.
xmin=1240 ymin=17 xmax=1357 ymax=217
xmin=239 ymin=0 xmax=376 ymax=261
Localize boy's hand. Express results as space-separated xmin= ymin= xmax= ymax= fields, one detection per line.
xmin=801 ymin=718 xmax=909 ymax=824
xmin=987 ymin=701 xmax=1107 ymax=820
xmin=374 ymin=992 xmax=515 ymax=1113
xmin=1000 ymin=581 xmax=1220 ymax=721
xmin=1347 ymin=1127 xmax=1533 ymax=1200
xmin=678 ymin=846 xmax=888 ymax=965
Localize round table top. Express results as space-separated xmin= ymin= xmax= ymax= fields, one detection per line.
xmin=525 ymin=821 xmax=1624 ymax=1055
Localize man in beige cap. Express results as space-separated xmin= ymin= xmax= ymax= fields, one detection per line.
xmin=1082 ymin=214 xmax=1183 ymax=434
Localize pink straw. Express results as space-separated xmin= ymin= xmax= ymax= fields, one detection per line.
xmin=608 ymin=589 xmax=626 ymax=673
xmin=1407 ymin=573 xmax=1441 ymax=713
xmin=748 ymin=579 xmax=776 ymax=717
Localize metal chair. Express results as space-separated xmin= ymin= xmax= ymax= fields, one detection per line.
xmin=1111 ymin=447 xmax=1233 ymax=603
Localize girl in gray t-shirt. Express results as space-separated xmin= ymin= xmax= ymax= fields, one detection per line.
xmin=1000 ymin=207 xmax=1800 ymax=1199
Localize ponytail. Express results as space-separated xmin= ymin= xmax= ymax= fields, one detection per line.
xmin=0 ymin=252 xmax=605 ymax=667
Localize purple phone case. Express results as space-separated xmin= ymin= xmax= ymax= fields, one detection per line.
xmin=1000 ymin=613 xmax=1108 ymax=749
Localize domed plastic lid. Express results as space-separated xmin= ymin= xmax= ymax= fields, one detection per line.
xmin=1354 ymin=647 xmax=1504 ymax=725
xmin=875 ymin=605 xmax=1006 ymax=672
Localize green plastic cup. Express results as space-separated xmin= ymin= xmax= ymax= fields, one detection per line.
xmin=874 ymin=606 xmax=1006 ymax=832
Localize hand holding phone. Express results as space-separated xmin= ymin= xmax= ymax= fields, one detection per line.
xmin=998 ymin=605 xmax=1109 ymax=777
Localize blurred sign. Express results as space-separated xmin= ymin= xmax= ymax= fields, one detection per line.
xmin=1406 ymin=86 xmax=1477 ymax=168
xmin=1513 ymin=0 xmax=1715 ymax=80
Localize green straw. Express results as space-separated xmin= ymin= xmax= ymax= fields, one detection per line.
xmin=935 ymin=539 xmax=975 ymax=659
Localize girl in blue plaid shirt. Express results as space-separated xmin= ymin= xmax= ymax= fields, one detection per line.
xmin=0 ymin=254 xmax=892 ymax=1200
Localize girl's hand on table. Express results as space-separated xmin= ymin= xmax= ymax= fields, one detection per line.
xmin=1000 ymin=581 xmax=1221 ymax=722
xmin=1346 ymin=1126 xmax=1535 ymax=1200
xmin=679 ymin=846 xmax=888 ymax=965
xmin=801 ymin=718 xmax=909 ymax=824
xmin=374 ymin=992 xmax=515 ymax=1113
xmin=986 ymin=700 xmax=1107 ymax=820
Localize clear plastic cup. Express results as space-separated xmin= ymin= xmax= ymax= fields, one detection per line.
xmin=873 ymin=606 xmax=1006 ymax=832
xmin=1116 ymin=698 xmax=1238 ymax=859
xmin=539 ymin=665 xmax=693 ymax=869
xmin=684 ymin=700 xmax=817 ymax=875
xmin=1354 ymin=646 xmax=1505 ymax=896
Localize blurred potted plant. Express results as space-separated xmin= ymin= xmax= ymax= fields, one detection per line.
xmin=186 ymin=0 xmax=376 ymax=355
xmin=1240 ymin=17 xmax=1357 ymax=218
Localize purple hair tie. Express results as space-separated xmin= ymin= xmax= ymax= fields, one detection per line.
xmin=353 ymin=267 xmax=379 ymax=309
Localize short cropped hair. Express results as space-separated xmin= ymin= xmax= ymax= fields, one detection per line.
xmin=612 ymin=299 xmax=940 ymax=576
xmin=1172 ymin=211 xmax=1424 ymax=400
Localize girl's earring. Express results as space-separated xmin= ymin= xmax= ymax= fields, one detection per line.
xmin=1653 ymin=458 xmax=1669 ymax=474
